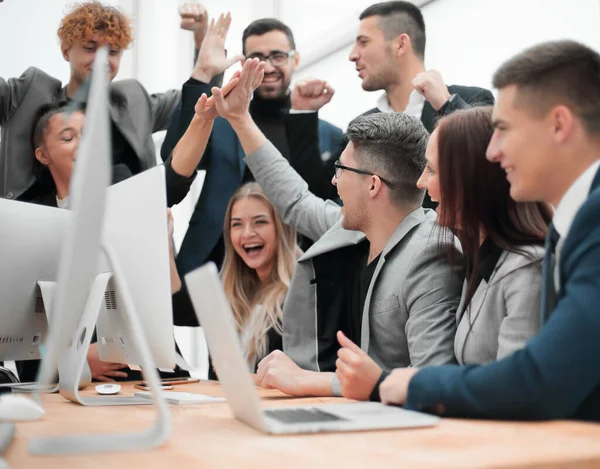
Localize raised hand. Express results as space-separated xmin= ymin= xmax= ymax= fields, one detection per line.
xmin=178 ymin=2 xmax=209 ymax=49
xmin=412 ymin=69 xmax=451 ymax=111
xmin=192 ymin=12 xmax=244 ymax=83
xmin=211 ymin=58 xmax=265 ymax=123
xmin=291 ymin=78 xmax=335 ymax=111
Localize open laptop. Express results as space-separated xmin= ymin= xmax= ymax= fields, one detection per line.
xmin=184 ymin=263 xmax=439 ymax=434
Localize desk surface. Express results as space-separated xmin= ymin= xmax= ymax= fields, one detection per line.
xmin=6 ymin=381 xmax=600 ymax=468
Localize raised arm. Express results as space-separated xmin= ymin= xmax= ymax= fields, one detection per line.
xmin=212 ymin=61 xmax=343 ymax=241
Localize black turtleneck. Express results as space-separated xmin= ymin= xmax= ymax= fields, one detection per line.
xmin=244 ymin=92 xmax=293 ymax=182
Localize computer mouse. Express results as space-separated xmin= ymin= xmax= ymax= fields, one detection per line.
xmin=0 ymin=394 xmax=45 ymax=421
xmin=95 ymin=384 xmax=121 ymax=395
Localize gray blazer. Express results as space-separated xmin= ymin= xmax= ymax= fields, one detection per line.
xmin=0 ymin=66 xmax=179 ymax=199
xmin=245 ymin=141 xmax=464 ymax=379
xmin=455 ymin=246 xmax=544 ymax=365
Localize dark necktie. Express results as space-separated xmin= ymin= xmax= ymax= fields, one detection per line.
xmin=541 ymin=224 xmax=560 ymax=322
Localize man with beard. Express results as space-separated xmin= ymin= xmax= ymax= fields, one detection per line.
xmin=350 ymin=1 xmax=495 ymax=208
xmin=161 ymin=17 xmax=345 ymax=326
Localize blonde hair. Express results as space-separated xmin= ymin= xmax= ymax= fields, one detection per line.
xmin=221 ymin=183 xmax=299 ymax=364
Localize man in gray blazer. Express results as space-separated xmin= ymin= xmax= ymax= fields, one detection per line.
xmin=0 ymin=1 xmax=208 ymax=202
xmin=209 ymin=75 xmax=464 ymax=397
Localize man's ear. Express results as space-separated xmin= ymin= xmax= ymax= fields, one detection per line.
xmin=550 ymin=105 xmax=575 ymax=144
xmin=393 ymin=33 xmax=411 ymax=59
xmin=292 ymin=50 xmax=300 ymax=72
xmin=35 ymin=147 xmax=51 ymax=167
xmin=368 ymin=175 xmax=384 ymax=199
xmin=61 ymin=45 xmax=70 ymax=62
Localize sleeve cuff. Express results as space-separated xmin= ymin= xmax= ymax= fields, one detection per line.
xmin=331 ymin=374 xmax=342 ymax=397
xmin=289 ymin=109 xmax=317 ymax=114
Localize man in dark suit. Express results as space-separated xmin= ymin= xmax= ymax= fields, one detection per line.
xmin=350 ymin=1 xmax=494 ymax=208
xmin=161 ymin=17 xmax=345 ymax=325
xmin=373 ymin=40 xmax=600 ymax=422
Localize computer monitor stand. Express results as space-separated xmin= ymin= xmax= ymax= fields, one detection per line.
xmin=28 ymin=241 xmax=171 ymax=455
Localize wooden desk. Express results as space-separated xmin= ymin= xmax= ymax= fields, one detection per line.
xmin=6 ymin=381 xmax=600 ymax=468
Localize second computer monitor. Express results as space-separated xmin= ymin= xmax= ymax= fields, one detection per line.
xmin=96 ymin=165 xmax=175 ymax=370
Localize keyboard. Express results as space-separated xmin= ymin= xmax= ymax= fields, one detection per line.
xmin=263 ymin=407 xmax=348 ymax=424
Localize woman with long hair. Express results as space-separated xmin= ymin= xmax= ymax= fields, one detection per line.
xmin=220 ymin=182 xmax=299 ymax=370
xmin=416 ymin=106 xmax=552 ymax=364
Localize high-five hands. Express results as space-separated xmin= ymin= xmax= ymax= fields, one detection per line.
xmin=193 ymin=58 xmax=264 ymax=122
xmin=210 ymin=58 xmax=265 ymax=122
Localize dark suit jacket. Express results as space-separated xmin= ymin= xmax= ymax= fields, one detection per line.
xmin=363 ymin=84 xmax=495 ymax=133
xmin=404 ymin=168 xmax=600 ymax=421
xmin=363 ymin=84 xmax=495 ymax=209
xmin=160 ymin=80 xmax=345 ymax=279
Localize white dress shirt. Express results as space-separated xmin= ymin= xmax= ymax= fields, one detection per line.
xmin=552 ymin=159 xmax=600 ymax=287
xmin=376 ymin=89 xmax=426 ymax=120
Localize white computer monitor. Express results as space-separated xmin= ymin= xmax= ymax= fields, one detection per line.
xmin=0 ymin=200 xmax=69 ymax=362
xmin=96 ymin=165 xmax=175 ymax=370
xmin=29 ymin=47 xmax=171 ymax=456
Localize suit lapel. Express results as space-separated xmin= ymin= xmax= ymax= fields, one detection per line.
xmin=109 ymin=92 xmax=144 ymax=163
xmin=298 ymin=222 xmax=365 ymax=262
xmin=360 ymin=208 xmax=427 ymax=351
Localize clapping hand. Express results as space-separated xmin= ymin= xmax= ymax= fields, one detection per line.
xmin=211 ymin=58 xmax=265 ymax=122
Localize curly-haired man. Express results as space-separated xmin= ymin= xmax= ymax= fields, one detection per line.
xmin=0 ymin=1 xmax=213 ymax=204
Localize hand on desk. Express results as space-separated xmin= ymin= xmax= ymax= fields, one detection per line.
xmin=256 ymin=350 xmax=313 ymax=396
xmin=86 ymin=343 xmax=128 ymax=382
xmin=335 ymin=331 xmax=382 ymax=401
xmin=379 ymin=367 xmax=419 ymax=406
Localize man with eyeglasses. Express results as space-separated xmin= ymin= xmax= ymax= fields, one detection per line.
xmin=191 ymin=66 xmax=462 ymax=396
xmin=161 ymin=17 xmax=345 ymax=327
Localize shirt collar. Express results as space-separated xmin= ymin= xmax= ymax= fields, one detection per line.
xmin=376 ymin=90 xmax=425 ymax=119
xmin=553 ymin=160 xmax=600 ymax=238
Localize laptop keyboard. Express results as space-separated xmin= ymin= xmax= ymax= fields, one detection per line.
xmin=263 ymin=408 xmax=347 ymax=424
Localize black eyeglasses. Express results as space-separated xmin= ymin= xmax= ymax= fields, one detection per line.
xmin=246 ymin=50 xmax=297 ymax=67
xmin=333 ymin=160 xmax=395 ymax=188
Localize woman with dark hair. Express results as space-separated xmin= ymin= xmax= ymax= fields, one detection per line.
xmin=334 ymin=106 xmax=552 ymax=402
xmin=416 ymin=106 xmax=552 ymax=364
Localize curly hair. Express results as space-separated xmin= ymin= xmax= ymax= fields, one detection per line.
xmin=58 ymin=2 xmax=133 ymax=50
